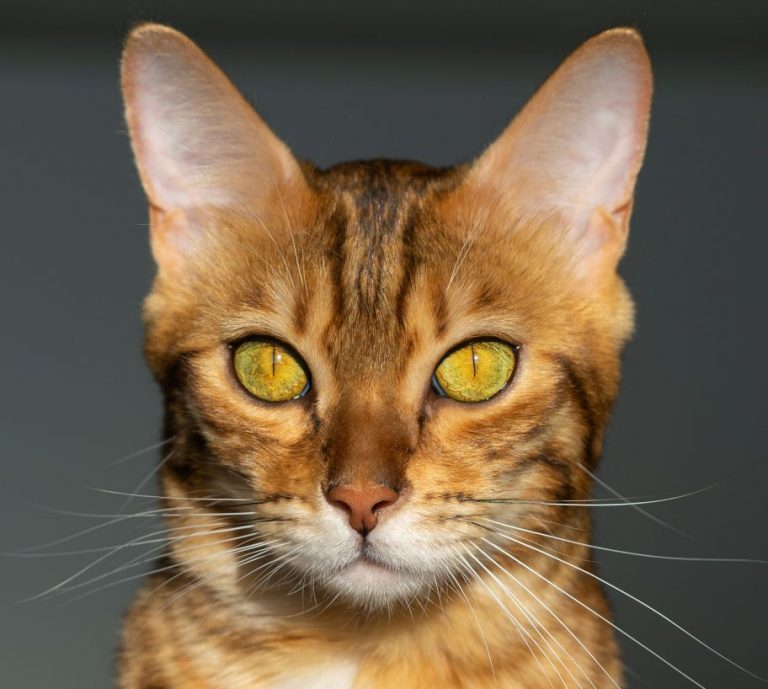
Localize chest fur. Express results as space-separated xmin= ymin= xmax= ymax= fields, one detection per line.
xmin=264 ymin=659 xmax=359 ymax=689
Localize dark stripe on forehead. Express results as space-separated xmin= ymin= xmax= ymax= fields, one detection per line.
xmin=322 ymin=206 xmax=348 ymax=357
xmin=394 ymin=206 xmax=420 ymax=327
xmin=352 ymin=180 xmax=403 ymax=312
xmin=306 ymin=160 xmax=463 ymax=359
xmin=292 ymin=288 xmax=308 ymax=334
xmin=329 ymin=207 xmax=347 ymax=318
xmin=432 ymin=288 xmax=448 ymax=338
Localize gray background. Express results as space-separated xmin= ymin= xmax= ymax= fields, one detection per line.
xmin=1 ymin=2 xmax=766 ymax=687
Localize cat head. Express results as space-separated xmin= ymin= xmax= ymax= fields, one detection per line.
xmin=122 ymin=25 xmax=651 ymax=609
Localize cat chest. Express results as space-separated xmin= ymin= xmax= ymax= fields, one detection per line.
xmin=264 ymin=658 xmax=360 ymax=689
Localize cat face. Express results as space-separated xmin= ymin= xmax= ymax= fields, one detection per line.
xmin=123 ymin=26 xmax=651 ymax=609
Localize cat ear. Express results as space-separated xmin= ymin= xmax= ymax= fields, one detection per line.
xmin=121 ymin=24 xmax=304 ymax=213
xmin=468 ymin=28 xmax=652 ymax=276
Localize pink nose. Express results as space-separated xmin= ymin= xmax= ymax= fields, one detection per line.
xmin=326 ymin=484 xmax=400 ymax=535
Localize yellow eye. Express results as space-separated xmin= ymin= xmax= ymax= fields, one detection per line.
xmin=232 ymin=340 xmax=310 ymax=402
xmin=433 ymin=340 xmax=517 ymax=403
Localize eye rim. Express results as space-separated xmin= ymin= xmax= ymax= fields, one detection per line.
xmin=228 ymin=335 xmax=312 ymax=403
xmin=431 ymin=337 xmax=520 ymax=404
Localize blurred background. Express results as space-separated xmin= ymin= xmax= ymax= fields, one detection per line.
xmin=1 ymin=1 xmax=766 ymax=687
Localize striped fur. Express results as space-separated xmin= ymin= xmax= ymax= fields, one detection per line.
xmin=118 ymin=24 xmax=651 ymax=689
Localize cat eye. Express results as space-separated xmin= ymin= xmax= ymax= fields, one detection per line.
xmin=232 ymin=339 xmax=310 ymax=402
xmin=433 ymin=339 xmax=517 ymax=403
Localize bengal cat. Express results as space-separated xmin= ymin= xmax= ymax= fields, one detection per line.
xmin=118 ymin=23 xmax=652 ymax=689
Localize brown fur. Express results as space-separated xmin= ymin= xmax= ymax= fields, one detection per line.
xmin=117 ymin=24 xmax=651 ymax=689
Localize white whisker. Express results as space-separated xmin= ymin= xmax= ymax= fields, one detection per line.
xmin=481 ymin=517 xmax=768 ymax=565
xmin=478 ymin=525 xmax=766 ymax=682
xmin=444 ymin=559 xmax=497 ymax=683
xmin=478 ymin=533 xmax=707 ymax=688
xmin=248 ymin=207 xmax=299 ymax=293
xmin=116 ymin=449 xmax=175 ymax=514
xmin=107 ymin=437 xmax=175 ymax=467
xmin=54 ymin=529 xmax=267 ymax=599
xmin=83 ymin=486 xmax=268 ymax=502
xmin=475 ymin=541 xmax=618 ymax=689
xmin=457 ymin=546 xmax=561 ymax=689
xmin=465 ymin=483 xmax=717 ymax=508
xmin=21 ymin=521 xmax=261 ymax=602
xmin=465 ymin=544 xmax=580 ymax=689
xmin=578 ymin=464 xmax=690 ymax=538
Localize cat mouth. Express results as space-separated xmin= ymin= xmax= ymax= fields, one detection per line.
xmin=355 ymin=553 xmax=393 ymax=570
xmin=343 ymin=547 xmax=401 ymax=576
xmin=322 ymin=543 xmax=430 ymax=604
xmin=341 ymin=556 xmax=405 ymax=588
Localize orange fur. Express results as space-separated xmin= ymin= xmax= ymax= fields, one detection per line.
xmin=117 ymin=24 xmax=651 ymax=689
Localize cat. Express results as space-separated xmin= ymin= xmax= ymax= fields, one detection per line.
xmin=117 ymin=23 xmax=651 ymax=689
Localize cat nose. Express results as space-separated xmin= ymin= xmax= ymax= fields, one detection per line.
xmin=326 ymin=484 xmax=400 ymax=535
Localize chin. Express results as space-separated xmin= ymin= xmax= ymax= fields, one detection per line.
xmin=323 ymin=557 xmax=431 ymax=610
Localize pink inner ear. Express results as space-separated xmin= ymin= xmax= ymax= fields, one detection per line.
xmin=122 ymin=24 xmax=303 ymax=214
xmin=468 ymin=29 xmax=652 ymax=261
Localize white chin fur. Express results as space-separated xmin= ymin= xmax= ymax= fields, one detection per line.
xmin=324 ymin=558 xmax=428 ymax=609
xmin=276 ymin=501 xmax=454 ymax=610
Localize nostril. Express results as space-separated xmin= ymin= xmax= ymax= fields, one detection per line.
xmin=371 ymin=497 xmax=396 ymax=513
xmin=328 ymin=496 xmax=351 ymax=514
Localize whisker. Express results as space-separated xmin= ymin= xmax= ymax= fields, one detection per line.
xmin=20 ymin=521 xmax=261 ymax=602
xmin=513 ymin=518 xmax=758 ymax=677
xmin=58 ymin=557 xmax=187 ymax=607
xmin=459 ymin=483 xmax=716 ymax=508
xmin=480 ymin=517 xmax=768 ymax=565
xmin=62 ymin=537 xmax=281 ymax=609
xmin=482 ymin=535 xmax=708 ymax=688
xmin=18 ymin=527 xmax=175 ymax=603
xmin=55 ymin=528 xmax=267 ymax=598
xmin=457 ymin=546 xmax=563 ymax=689
xmin=442 ymin=558 xmax=497 ymax=682
xmin=144 ymin=538 xmax=287 ymax=617
xmin=466 ymin=543 xmax=589 ymax=689
xmin=477 ymin=530 xmax=752 ymax=687
xmin=14 ymin=506 xmax=260 ymax=556
xmin=446 ymin=213 xmax=485 ymax=291
xmin=7 ymin=516 xmax=262 ymax=558
xmin=243 ymin=546 xmax=301 ymax=586
xmin=134 ymin=548 xmax=275 ymax=627
xmin=272 ymin=181 xmax=308 ymax=298
xmin=116 ymin=448 xmax=175 ymax=514
xmin=19 ymin=510 xmax=170 ymax=553
xmin=26 ymin=507 xmax=258 ymax=522
xmin=107 ymin=437 xmax=175 ymax=467
xmin=82 ymin=486 xmax=275 ymax=503
xmin=473 ymin=541 xmax=618 ymax=689
xmin=578 ymin=464 xmax=691 ymax=538
xmin=248 ymin=207 xmax=299 ymax=293
xmin=536 ymin=517 xmax=585 ymax=533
